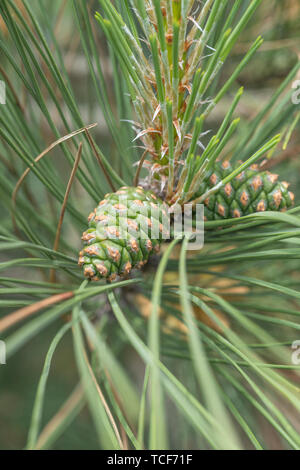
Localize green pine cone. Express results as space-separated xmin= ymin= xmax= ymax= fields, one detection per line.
xmin=194 ymin=161 xmax=295 ymax=221
xmin=79 ymin=186 xmax=168 ymax=282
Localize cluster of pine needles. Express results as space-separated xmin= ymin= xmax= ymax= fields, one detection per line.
xmin=0 ymin=0 xmax=300 ymax=450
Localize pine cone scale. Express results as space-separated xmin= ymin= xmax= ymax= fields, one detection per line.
xmin=195 ymin=162 xmax=294 ymax=221
xmin=79 ymin=186 xmax=166 ymax=281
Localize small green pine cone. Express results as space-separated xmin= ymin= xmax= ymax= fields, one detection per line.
xmin=195 ymin=161 xmax=295 ymax=221
xmin=79 ymin=186 xmax=168 ymax=282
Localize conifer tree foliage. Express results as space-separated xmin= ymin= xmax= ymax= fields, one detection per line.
xmin=79 ymin=0 xmax=296 ymax=281
xmin=0 ymin=0 xmax=300 ymax=450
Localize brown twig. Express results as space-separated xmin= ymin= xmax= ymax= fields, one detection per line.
xmin=84 ymin=128 xmax=116 ymax=192
xmin=50 ymin=143 xmax=83 ymax=283
xmin=11 ymin=123 xmax=97 ymax=236
xmin=0 ymin=291 xmax=74 ymax=334
xmin=104 ymin=370 xmax=139 ymax=450
xmin=80 ymin=344 xmax=124 ymax=449
xmin=85 ymin=329 xmax=132 ymax=449
xmin=133 ymin=150 xmax=148 ymax=187
xmin=120 ymin=426 xmax=129 ymax=451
